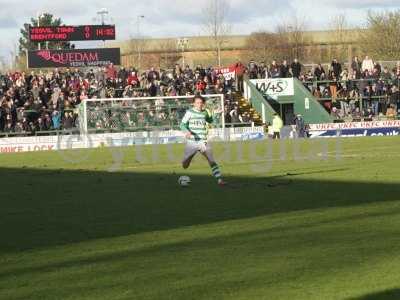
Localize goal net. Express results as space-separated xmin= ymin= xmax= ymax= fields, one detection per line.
xmin=78 ymin=94 xmax=225 ymax=136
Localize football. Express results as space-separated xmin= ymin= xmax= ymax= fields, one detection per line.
xmin=178 ymin=176 xmax=191 ymax=187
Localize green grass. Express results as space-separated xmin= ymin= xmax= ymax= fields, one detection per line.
xmin=0 ymin=137 xmax=400 ymax=300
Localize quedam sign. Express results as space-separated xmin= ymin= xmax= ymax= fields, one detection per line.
xmin=28 ymin=48 xmax=120 ymax=68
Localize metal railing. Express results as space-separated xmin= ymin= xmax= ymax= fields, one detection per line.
xmin=0 ymin=129 xmax=80 ymax=138
xmin=302 ymin=78 xmax=400 ymax=106
xmin=0 ymin=122 xmax=255 ymax=138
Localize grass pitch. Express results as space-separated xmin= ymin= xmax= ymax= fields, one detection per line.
xmin=0 ymin=137 xmax=400 ymax=300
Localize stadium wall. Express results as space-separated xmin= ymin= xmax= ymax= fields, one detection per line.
xmin=0 ymin=127 xmax=265 ymax=154
xmin=111 ymin=30 xmax=363 ymax=69
xmin=308 ymin=120 xmax=400 ymax=138
xmin=1 ymin=120 xmax=399 ymax=154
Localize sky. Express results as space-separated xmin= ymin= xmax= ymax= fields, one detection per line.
xmin=0 ymin=0 xmax=399 ymax=65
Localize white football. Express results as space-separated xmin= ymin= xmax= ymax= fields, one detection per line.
xmin=178 ymin=176 xmax=191 ymax=187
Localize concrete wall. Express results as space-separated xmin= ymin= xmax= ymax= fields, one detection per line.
xmin=110 ymin=29 xmax=363 ymax=69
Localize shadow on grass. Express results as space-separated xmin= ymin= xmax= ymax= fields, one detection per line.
xmin=1 ymin=206 xmax=399 ymax=281
xmin=0 ymin=166 xmax=399 ymax=254
xmin=348 ymin=289 xmax=400 ymax=300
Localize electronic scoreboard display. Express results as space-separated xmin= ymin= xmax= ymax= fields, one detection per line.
xmin=29 ymin=25 xmax=116 ymax=42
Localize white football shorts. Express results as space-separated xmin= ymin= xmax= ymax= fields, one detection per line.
xmin=182 ymin=140 xmax=215 ymax=162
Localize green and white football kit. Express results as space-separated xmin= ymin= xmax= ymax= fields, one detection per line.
xmin=180 ymin=108 xmax=223 ymax=182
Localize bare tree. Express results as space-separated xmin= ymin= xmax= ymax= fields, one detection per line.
xmin=359 ymin=10 xmax=400 ymax=60
xmin=202 ymin=0 xmax=231 ymax=66
xmin=242 ymin=31 xmax=286 ymax=63
xmin=0 ymin=56 xmax=6 ymax=72
xmin=330 ymin=14 xmax=348 ymax=61
xmin=241 ymin=16 xmax=310 ymax=64
xmin=127 ymin=37 xmax=139 ymax=66
xmin=159 ymin=39 xmax=181 ymax=69
xmin=276 ymin=16 xmax=308 ymax=61
xmin=126 ymin=36 xmax=148 ymax=69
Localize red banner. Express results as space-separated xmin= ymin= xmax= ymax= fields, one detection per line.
xmin=215 ymin=66 xmax=236 ymax=80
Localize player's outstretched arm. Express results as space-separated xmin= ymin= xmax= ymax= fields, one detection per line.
xmin=180 ymin=111 xmax=192 ymax=138
xmin=205 ymin=109 xmax=214 ymax=124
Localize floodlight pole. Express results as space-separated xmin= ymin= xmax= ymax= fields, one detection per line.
xmin=97 ymin=8 xmax=109 ymax=47
xmin=97 ymin=8 xmax=109 ymax=25
xmin=137 ymin=15 xmax=145 ymax=71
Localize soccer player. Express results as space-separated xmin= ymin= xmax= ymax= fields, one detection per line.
xmin=180 ymin=95 xmax=226 ymax=186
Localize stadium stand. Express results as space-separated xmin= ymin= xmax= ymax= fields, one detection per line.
xmin=1 ymin=56 xmax=399 ymax=136
xmin=0 ymin=64 xmax=248 ymax=136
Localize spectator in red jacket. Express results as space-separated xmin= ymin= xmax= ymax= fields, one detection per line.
xmin=106 ymin=63 xmax=117 ymax=79
xmin=234 ymin=61 xmax=246 ymax=92
xmin=127 ymin=71 xmax=139 ymax=86
xmin=195 ymin=79 xmax=206 ymax=92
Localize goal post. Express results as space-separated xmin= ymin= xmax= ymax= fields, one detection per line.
xmin=78 ymin=94 xmax=225 ymax=138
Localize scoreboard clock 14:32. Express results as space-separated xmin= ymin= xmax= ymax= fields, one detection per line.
xmin=29 ymin=25 xmax=116 ymax=42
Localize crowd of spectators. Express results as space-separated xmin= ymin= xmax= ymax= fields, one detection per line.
xmin=0 ymin=64 xmax=246 ymax=135
xmin=308 ymin=56 xmax=400 ymax=121
xmin=242 ymin=56 xmax=400 ymax=121
xmin=2 ymin=55 xmax=400 ymax=136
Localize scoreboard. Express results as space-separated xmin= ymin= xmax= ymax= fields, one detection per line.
xmin=29 ymin=25 xmax=116 ymax=42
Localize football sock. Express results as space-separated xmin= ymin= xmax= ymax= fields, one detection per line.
xmin=210 ymin=163 xmax=222 ymax=180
